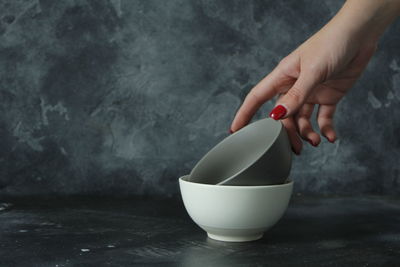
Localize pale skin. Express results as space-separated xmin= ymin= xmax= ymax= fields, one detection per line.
xmin=230 ymin=0 xmax=400 ymax=154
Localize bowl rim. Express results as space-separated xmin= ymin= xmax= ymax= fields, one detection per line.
xmin=189 ymin=118 xmax=285 ymax=185
xmin=179 ymin=175 xmax=293 ymax=189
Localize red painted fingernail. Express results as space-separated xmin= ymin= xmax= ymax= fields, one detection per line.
xmin=327 ymin=137 xmax=335 ymax=143
xmin=229 ymin=129 xmax=233 ymax=134
xmin=308 ymin=140 xmax=318 ymax=147
xmin=269 ymin=105 xmax=287 ymax=120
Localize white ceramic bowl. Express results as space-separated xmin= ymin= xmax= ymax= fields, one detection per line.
xmin=179 ymin=175 xmax=293 ymax=242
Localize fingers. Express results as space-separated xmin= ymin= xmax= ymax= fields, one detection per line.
xmin=317 ymin=104 xmax=337 ymax=143
xmin=295 ymin=103 xmax=321 ymax=146
xmin=281 ymin=117 xmax=303 ymax=155
xmin=270 ymin=69 xmax=321 ymax=120
xmin=281 ymin=104 xmax=337 ymax=155
xmin=230 ymin=68 xmax=287 ymax=132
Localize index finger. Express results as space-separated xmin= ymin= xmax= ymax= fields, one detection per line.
xmin=230 ymin=68 xmax=290 ymax=132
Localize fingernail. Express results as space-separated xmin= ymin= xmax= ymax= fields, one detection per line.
xmin=327 ymin=138 xmax=335 ymax=143
xmin=308 ymin=140 xmax=318 ymax=147
xmin=229 ymin=129 xmax=233 ymax=134
xmin=269 ymin=105 xmax=287 ymax=120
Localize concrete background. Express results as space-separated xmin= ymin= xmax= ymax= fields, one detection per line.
xmin=0 ymin=0 xmax=399 ymax=197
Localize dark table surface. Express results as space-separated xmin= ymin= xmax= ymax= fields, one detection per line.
xmin=0 ymin=195 xmax=399 ymax=267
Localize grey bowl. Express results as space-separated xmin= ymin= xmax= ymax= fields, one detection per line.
xmin=189 ymin=118 xmax=292 ymax=186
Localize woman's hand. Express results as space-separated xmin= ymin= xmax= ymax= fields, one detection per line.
xmin=230 ymin=0 xmax=400 ymax=154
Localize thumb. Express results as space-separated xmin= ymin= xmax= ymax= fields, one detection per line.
xmin=269 ymin=71 xmax=319 ymax=120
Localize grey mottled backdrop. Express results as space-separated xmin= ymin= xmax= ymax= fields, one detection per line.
xmin=0 ymin=0 xmax=399 ymax=197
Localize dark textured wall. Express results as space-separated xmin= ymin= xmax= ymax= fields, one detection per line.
xmin=0 ymin=0 xmax=399 ymax=197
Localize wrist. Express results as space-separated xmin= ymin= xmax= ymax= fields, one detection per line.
xmin=335 ymin=0 xmax=400 ymax=42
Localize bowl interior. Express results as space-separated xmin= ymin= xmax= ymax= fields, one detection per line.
xmin=180 ymin=174 xmax=292 ymax=189
xmin=189 ymin=118 xmax=282 ymax=184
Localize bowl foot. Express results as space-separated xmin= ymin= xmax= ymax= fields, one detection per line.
xmin=207 ymin=232 xmax=263 ymax=242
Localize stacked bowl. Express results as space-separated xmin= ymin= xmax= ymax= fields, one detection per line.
xmin=179 ymin=118 xmax=294 ymax=242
